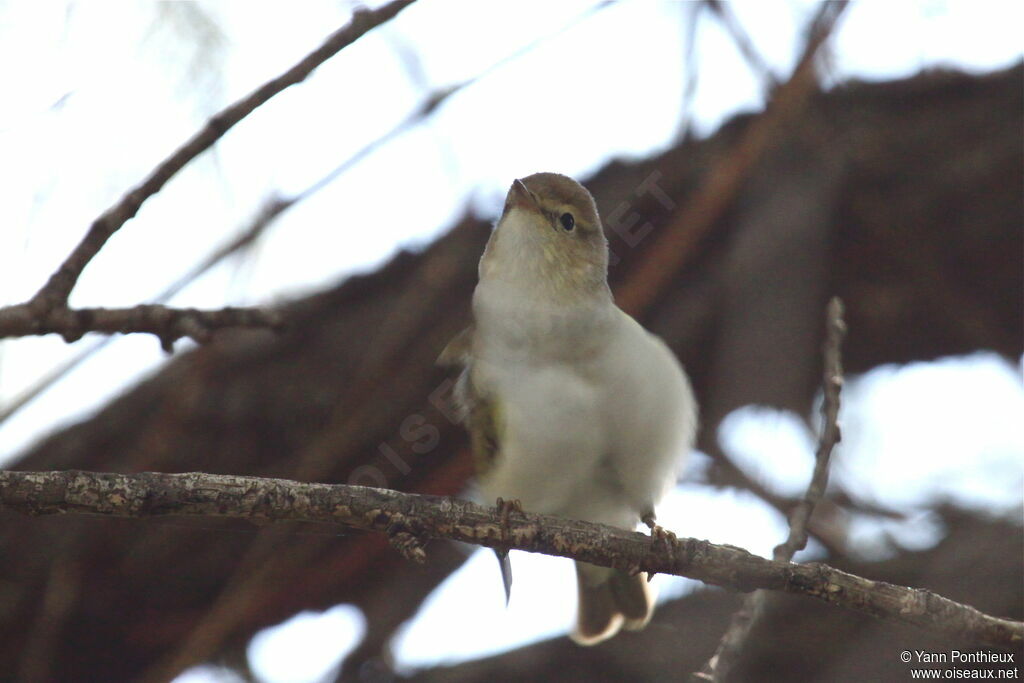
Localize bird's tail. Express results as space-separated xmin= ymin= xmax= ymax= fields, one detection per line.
xmin=571 ymin=561 xmax=654 ymax=646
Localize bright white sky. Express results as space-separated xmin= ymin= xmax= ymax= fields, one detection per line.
xmin=0 ymin=2 xmax=1021 ymax=682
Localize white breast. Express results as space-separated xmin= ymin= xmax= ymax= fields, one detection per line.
xmin=472 ymin=282 xmax=696 ymax=529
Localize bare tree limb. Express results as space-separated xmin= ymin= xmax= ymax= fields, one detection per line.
xmin=0 ymin=469 xmax=1019 ymax=651
xmin=0 ymin=196 xmax=292 ymax=428
xmin=0 ymin=0 xmax=597 ymax=361
xmin=0 ymin=303 xmax=283 ymax=351
xmin=24 ymin=0 xmax=417 ymax=314
xmin=698 ymin=297 xmax=848 ymax=681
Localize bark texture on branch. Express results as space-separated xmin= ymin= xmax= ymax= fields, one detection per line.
xmin=2 ymin=469 xmax=1020 ymax=651
xmin=405 ymin=512 xmax=1023 ymax=683
xmin=0 ymin=304 xmax=284 ymax=350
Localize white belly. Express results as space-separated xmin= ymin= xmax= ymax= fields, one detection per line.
xmin=476 ymin=311 xmax=696 ymax=530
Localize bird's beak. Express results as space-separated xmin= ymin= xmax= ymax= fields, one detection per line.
xmin=505 ymin=178 xmax=540 ymax=215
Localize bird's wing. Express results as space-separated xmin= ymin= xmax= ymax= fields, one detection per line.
xmin=458 ymin=365 xmax=502 ymax=476
xmin=438 ymin=326 xmax=500 ymax=476
xmin=439 ymin=325 xmax=510 ymax=601
xmin=458 ymin=373 xmax=511 ymax=602
xmin=436 ymin=325 xmax=474 ymax=366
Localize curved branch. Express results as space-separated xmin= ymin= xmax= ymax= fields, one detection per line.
xmin=26 ymin=0 xmax=417 ymax=312
xmin=0 ymin=469 xmax=1019 ymax=651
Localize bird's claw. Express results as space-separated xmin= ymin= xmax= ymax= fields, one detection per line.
xmin=642 ymin=511 xmax=677 ymax=546
xmin=641 ymin=511 xmax=677 ymax=582
xmin=385 ymin=520 xmax=427 ymax=564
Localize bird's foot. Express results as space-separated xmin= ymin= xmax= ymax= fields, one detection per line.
xmin=385 ymin=520 xmax=427 ymax=564
xmin=642 ymin=511 xmax=676 ymax=582
xmin=642 ymin=511 xmax=677 ymax=547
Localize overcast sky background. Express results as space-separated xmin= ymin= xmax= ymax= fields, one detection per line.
xmin=0 ymin=2 xmax=1021 ymax=682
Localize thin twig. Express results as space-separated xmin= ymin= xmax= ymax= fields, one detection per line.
xmin=677 ymin=0 xmax=705 ymax=140
xmin=25 ymin=0 xmax=417 ymax=314
xmin=697 ymin=297 xmax=848 ymax=682
xmin=705 ymin=0 xmax=779 ymax=90
xmin=0 ymin=303 xmax=283 ymax=352
xmin=0 ymin=469 xmax=1019 ymax=650
xmin=0 ymin=196 xmax=288 ymax=427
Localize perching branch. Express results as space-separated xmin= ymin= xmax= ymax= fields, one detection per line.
xmin=23 ymin=0 xmax=417 ymax=314
xmin=698 ymin=297 xmax=848 ymax=681
xmin=1 ymin=469 xmax=1020 ymax=650
xmin=0 ymin=303 xmax=284 ymax=352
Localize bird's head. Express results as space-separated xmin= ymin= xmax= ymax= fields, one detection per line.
xmin=481 ymin=172 xmax=609 ymax=300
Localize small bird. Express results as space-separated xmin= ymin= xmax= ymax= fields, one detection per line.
xmin=440 ymin=172 xmax=697 ymax=645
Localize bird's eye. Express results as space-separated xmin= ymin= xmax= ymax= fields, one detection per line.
xmin=559 ymin=212 xmax=575 ymax=232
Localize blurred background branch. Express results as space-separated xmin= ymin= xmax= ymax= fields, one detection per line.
xmin=698 ymin=297 xmax=847 ymax=682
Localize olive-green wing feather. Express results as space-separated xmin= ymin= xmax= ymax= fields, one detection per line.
xmin=439 ymin=326 xmax=512 ymax=602
xmin=456 ymin=367 xmax=501 ymax=476
xmin=439 ymin=326 xmax=501 ymax=476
